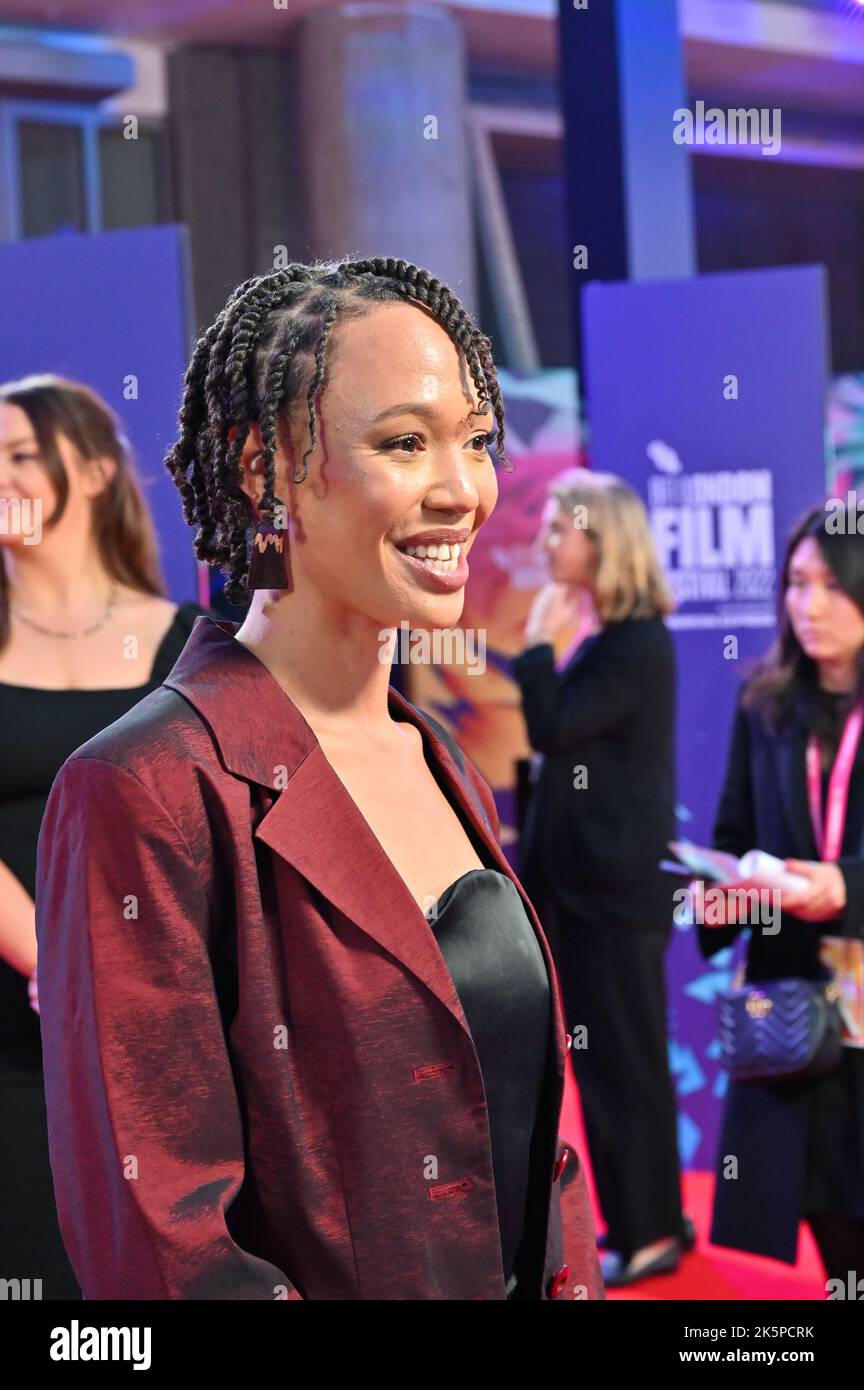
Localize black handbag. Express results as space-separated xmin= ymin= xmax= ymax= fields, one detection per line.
xmin=717 ymin=963 xmax=845 ymax=1083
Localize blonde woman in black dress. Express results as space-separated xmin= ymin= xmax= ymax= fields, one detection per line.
xmin=513 ymin=470 xmax=689 ymax=1287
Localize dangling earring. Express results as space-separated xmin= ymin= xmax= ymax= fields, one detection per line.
xmin=247 ymin=453 xmax=291 ymax=591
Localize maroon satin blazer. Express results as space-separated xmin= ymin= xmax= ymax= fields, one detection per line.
xmin=35 ymin=614 xmax=603 ymax=1300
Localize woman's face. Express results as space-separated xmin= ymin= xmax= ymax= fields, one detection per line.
xmin=0 ymin=403 xmax=58 ymax=550
xmin=785 ymin=535 xmax=864 ymax=669
xmin=251 ymin=301 xmax=499 ymax=631
xmin=537 ymin=498 xmax=596 ymax=589
xmin=0 ymin=402 xmax=110 ymax=553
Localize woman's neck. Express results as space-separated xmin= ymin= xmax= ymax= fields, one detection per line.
xmin=816 ymin=657 xmax=857 ymax=694
xmin=5 ymin=538 xmax=113 ymax=615
xmin=233 ymin=589 xmax=402 ymax=739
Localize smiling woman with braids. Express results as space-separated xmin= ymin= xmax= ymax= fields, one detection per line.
xmin=34 ymin=258 xmax=603 ymax=1301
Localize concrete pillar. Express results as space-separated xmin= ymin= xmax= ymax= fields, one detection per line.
xmin=296 ymin=3 xmax=476 ymax=314
xmin=167 ymin=47 xmax=307 ymax=329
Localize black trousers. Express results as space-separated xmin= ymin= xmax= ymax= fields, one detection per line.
xmin=540 ymin=899 xmax=685 ymax=1260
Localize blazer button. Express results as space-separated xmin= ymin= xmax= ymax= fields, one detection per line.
xmin=553 ymin=1144 xmax=571 ymax=1183
xmin=547 ymin=1264 xmax=569 ymax=1299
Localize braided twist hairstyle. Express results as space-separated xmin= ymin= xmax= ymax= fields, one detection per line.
xmin=164 ymin=257 xmax=511 ymax=605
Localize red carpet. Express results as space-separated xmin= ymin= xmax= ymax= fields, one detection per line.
xmin=559 ymin=1059 xmax=827 ymax=1300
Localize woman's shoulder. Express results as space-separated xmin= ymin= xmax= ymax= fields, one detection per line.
xmin=114 ymin=589 xmax=209 ymax=649
xmin=58 ymin=594 xmax=222 ymax=794
xmin=171 ymin=598 xmax=213 ymax=628
xmin=141 ymin=594 xmax=211 ymax=638
xmin=164 ymin=597 xmax=211 ymax=637
xmin=64 ymin=679 xmax=214 ymax=777
xmin=149 ymin=598 xmax=214 ymax=680
xmin=52 ymin=677 xmax=224 ymax=857
xmin=599 ymin=613 xmax=674 ymax=663
xmin=726 ymin=680 xmax=786 ymax=753
xmin=605 ymin=612 xmax=669 ymax=639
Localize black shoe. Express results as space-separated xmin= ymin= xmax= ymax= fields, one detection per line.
xmin=600 ymin=1242 xmax=681 ymax=1288
xmin=681 ymin=1214 xmax=697 ymax=1252
xmin=597 ymin=1214 xmax=696 ymax=1253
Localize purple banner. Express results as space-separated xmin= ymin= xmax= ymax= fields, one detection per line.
xmin=0 ymin=225 xmax=196 ymax=601
xmin=583 ymin=265 xmax=830 ymax=1167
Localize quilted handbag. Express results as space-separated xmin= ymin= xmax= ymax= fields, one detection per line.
xmin=717 ymin=963 xmax=844 ymax=1083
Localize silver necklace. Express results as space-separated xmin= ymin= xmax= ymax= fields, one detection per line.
xmin=11 ymin=582 xmax=120 ymax=639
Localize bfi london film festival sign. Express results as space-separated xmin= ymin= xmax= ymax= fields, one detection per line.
xmin=645 ymin=441 xmax=775 ymax=632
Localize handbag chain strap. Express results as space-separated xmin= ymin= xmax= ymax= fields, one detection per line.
xmin=731 ymin=947 xmax=845 ymax=1001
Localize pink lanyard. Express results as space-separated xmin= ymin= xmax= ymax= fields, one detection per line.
xmin=805 ymin=703 xmax=864 ymax=861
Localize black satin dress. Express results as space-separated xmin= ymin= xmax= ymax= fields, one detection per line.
xmin=424 ymin=867 xmax=551 ymax=1295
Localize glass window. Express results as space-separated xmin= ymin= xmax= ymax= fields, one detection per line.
xmin=19 ymin=121 xmax=86 ymax=237
xmin=99 ymin=125 xmax=165 ymax=230
xmin=494 ymin=132 xmax=574 ymax=369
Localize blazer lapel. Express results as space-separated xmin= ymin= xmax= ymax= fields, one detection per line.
xmin=388 ymin=685 xmax=567 ymax=1085
xmin=164 ymin=616 xmax=563 ymax=1057
xmin=771 ymin=723 xmax=818 ymax=859
xmin=252 ymin=733 xmax=480 ymax=1033
xmin=558 ymin=629 xmax=603 ymax=681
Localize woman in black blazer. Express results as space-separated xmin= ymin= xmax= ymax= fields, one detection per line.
xmin=697 ymin=503 xmax=864 ymax=1280
xmin=512 ymin=469 xmax=687 ymax=1287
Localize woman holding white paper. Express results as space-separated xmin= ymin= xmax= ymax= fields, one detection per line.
xmin=697 ymin=502 xmax=864 ymax=1280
